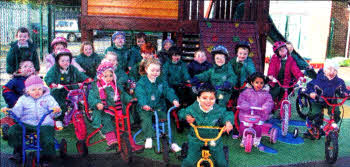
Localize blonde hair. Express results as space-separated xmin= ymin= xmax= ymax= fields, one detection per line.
xmin=80 ymin=41 xmax=95 ymax=54
xmin=139 ymin=57 xmax=161 ymax=76
xmin=104 ymin=51 xmax=118 ymax=60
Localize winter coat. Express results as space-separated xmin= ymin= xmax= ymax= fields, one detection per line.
xmin=267 ymin=54 xmax=303 ymax=86
xmin=135 ymin=76 xmax=178 ymax=114
xmin=237 ymin=85 xmax=274 ymax=121
xmin=75 ymin=53 xmax=102 ymax=78
xmin=2 ymin=76 xmax=28 ymax=108
xmin=162 ymin=60 xmax=191 ymax=86
xmin=6 ymin=41 xmax=40 ymax=74
xmin=306 ymin=69 xmax=349 ymax=100
xmin=178 ymin=101 xmax=233 ymax=143
xmin=187 ymin=60 xmax=213 ymax=78
xmin=229 ymin=56 xmax=256 ymax=87
xmin=105 ymin=44 xmax=130 ymax=72
xmin=157 ymin=49 xmax=169 ymax=65
xmin=128 ymin=45 xmax=143 ymax=68
xmin=11 ymin=87 xmax=61 ymax=126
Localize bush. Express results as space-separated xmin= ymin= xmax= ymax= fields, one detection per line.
xmin=339 ymin=59 xmax=350 ymax=67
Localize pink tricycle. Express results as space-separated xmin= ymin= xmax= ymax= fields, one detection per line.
xmin=235 ymin=106 xmax=278 ymax=153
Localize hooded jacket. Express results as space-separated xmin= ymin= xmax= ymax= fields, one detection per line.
xmin=6 ymin=41 xmax=40 ymax=74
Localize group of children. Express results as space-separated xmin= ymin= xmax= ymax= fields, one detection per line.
xmin=2 ymin=27 xmax=350 ymax=167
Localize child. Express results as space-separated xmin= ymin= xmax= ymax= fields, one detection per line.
xmin=191 ymin=45 xmax=237 ymax=107
xmin=162 ymin=46 xmax=191 ymax=105
xmin=128 ymin=32 xmax=147 ymax=70
xmin=4 ymin=75 xmax=61 ymax=165
xmin=267 ymin=41 xmax=304 ymax=101
xmin=237 ymin=72 xmax=274 ymax=146
xmin=45 ymin=37 xmax=85 ymax=72
xmin=178 ymin=83 xmax=233 ymax=167
xmin=134 ymin=57 xmax=180 ymax=149
xmin=2 ymin=60 xmax=35 ymax=108
xmin=303 ymin=59 xmax=350 ymax=139
xmin=105 ymin=31 xmax=130 ymax=72
xmin=187 ymin=50 xmax=213 ymax=78
xmin=44 ymin=49 xmax=91 ymax=124
xmin=129 ymin=42 xmax=156 ymax=82
xmin=6 ymin=27 xmax=40 ymax=74
xmin=157 ymin=38 xmax=174 ymax=64
xmin=75 ymin=41 xmax=102 ymax=78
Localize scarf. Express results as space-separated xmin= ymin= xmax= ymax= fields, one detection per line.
xmin=96 ymin=74 xmax=122 ymax=116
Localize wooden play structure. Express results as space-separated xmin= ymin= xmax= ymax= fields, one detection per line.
xmin=80 ymin=0 xmax=271 ymax=72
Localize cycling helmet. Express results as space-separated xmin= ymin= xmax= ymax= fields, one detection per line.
xmin=55 ymin=48 xmax=72 ymax=64
xmin=272 ymin=41 xmax=287 ymax=54
xmin=235 ymin=41 xmax=251 ymax=54
xmin=51 ymin=37 xmax=67 ymax=48
xmin=211 ymin=45 xmax=229 ymax=57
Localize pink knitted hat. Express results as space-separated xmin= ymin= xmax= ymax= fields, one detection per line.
xmin=97 ymin=61 xmax=115 ymax=76
xmin=25 ymin=75 xmax=47 ymax=91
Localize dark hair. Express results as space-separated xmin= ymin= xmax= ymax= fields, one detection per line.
xmin=136 ymin=32 xmax=146 ymax=39
xmin=16 ymin=27 xmax=30 ymax=36
xmin=168 ymin=46 xmax=182 ymax=57
xmin=235 ymin=41 xmax=251 ymax=54
xmin=197 ymin=82 xmax=216 ymax=97
xmin=248 ymin=72 xmax=268 ymax=86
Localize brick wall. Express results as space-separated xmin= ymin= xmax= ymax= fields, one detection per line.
xmin=329 ymin=1 xmax=349 ymax=57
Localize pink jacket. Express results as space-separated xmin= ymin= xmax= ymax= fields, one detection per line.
xmin=237 ymin=85 xmax=274 ymax=121
xmin=267 ymin=54 xmax=303 ymax=86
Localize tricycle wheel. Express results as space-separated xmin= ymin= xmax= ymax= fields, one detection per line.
xmin=59 ymin=139 xmax=68 ymax=158
xmin=161 ymin=135 xmax=169 ymax=164
xmin=76 ymin=140 xmax=88 ymax=157
xmin=120 ymin=133 xmax=133 ymax=164
xmin=296 ymin=93 xmax=311 ymax=120
xmin=1 ymin=124 xmax=9 ymax=140
xmin=199 ymin=160 xmax=212 ymax=167
xmin=25 ymin=152 xmax=36 ymax=167
xmin=244 ymin=134 xmax=253 ymax=153
xmin=177 ymin=142 xmax=188 ymax=160
xmin=281 ymin=104 xmax=290 ymax=136
xmin=269 ymin=128 xmax=278 ymax=144
xmin=325 ymin=131 xmax=338 ymax=164
xmin=293 ymin=128 xmax=299 ymax=138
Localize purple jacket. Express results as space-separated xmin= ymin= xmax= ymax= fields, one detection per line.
xmin=237 ymin=85 xmax=274 ymax=121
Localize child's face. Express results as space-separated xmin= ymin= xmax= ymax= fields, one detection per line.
xmin=214 ymin=54 xmax=226 ymax=67
xmin=105 ymin=54 xmax=118 ymax=67
xmin=146 ymin=63 xmax=161 ymax=81
xmin=54 ymin=44 xmax=66 ymax=54
xmin=113 ymin=35 xmax=125 ymax=48
xmin=17 ymin=32 xmax=29 ymax=45
xmin=171 ymin=54 xmax=181 ymax=63
xmin=324 ymin=67 xmax=337 ymax=80
xmin=278 ymin=46 xmax=288 ymax=58
xmin=141 ymin=53 xmax=153 ymax=59
xmin=237 ymin=48 xmax=249 ymax=62
xmin=194 ymin=52 xmax=207 ymax=64
xmin=19 ymin=61 xmax=35 ymax=76
xmin=163 ymin=42 xmax=172 ymax=51
xmin=197 ymin=92 xmax=216 ymax=111
xmin=58 ymin=56 xmax=70 ymax=70
xmin=136 ymin=37 xmax=145 ymax=47
xmin=286 ymin=44 xmax=294 ymax=53
xmin=103 ymin=70 xmax=114 ymax=83
xmin=83 ymin=44 xmax=93 ymax=56
xmin=251 ymin=77 xmax=264 ymax=91
xmin=27 ymin=87 xmax=44 ymax=99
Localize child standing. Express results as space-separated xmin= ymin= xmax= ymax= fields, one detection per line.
xmin=157 ymin=38 xmax=174 ymax=64
xmin=303 ymin=59 xmax=350 ymax=139
xmin=4 ymin=75 xmax=61 ymax=165
xmin=105 ymin=31 xmax=130 ymax=72
xmin=191 ymin=45 xmax=237 ymax=107
xmin=44 ymin=49 xmax=91 ymax=124
xmin=178 ymin=83 xmax=233 ymax=167
xmin=6 ymin=27 xmax=40 ymax=74
xmin=135 ymin=58 xmax=180 ymax=149
xmin=237 ymin=72 xmax=274 ymax=146
xmin=128 ymin=32 xmax=146 ymax=70
xmin=187 ymin=50 xmax=213 ymax=78
xmin=2 ymin=60 xmax=35 ymax=108
xmin=75 ymin=41 xmax=102 ymax=78
xmin=268 ymin=41 xmax=304 ymax=101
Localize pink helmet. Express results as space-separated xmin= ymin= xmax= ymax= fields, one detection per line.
xmin=51 ymin=37 xmax=67 ymax=47
xmin=272 ymin=41 xmax=286 ymax=53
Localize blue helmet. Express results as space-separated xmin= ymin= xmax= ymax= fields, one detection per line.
xmin=211 ymin=45 xmax=229 ymax=57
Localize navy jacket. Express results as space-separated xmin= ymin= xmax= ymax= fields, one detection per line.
xmin=187 ymin=61 xmax=213 ymax=78
xmin=2 ymin=76 xmax=27 ymax=108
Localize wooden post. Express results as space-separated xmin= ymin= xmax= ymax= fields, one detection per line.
xmin=80 ymin=0 xmax=92 ymax=43
xmin=256 ymin=0 xmax=270 ymax=72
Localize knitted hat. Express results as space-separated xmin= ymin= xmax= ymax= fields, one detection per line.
xmin=112 ymin=31 xmax=125 ymax=41
xmin=162 ymin=39 xmax=174 ymax=47
xmin=25 ymin=75 xmax=48 ymax=92
xmin=97 ymin=61 xmax=115 ymax=76
xmin=324 ymin=59 xmax=339 ymax=71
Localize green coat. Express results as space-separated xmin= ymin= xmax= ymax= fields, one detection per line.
xmin=114 ymin=68 xmax=133 ymax=104
xmin=195 ymin=64 xmax=237 ymax=106
xmin=178 ymin=101 xmax=233 ymax=167
xmin=229 ymin=56 xmax=256 ymax=87
xmin=105 ymin=44 xmax=130 ymax=72
xmin=128 ymin=45 xmax=142 ymax=68
xmin=128 ymin=62 xmax=142 ymax=82
xmin=75 ymin=53 xmax=102 ymax=78
xmin=6 ymin=41 xmax=40 ymax=74
xmin=44 ymin=64 xmax=88 ymax=120
xmin=162 ymin=60 xmax=191 ymax=86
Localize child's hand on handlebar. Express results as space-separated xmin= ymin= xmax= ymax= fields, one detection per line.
xmin=142 ymin=105 xmax=151 ymax=111
xmin=310 ymin=92 xmax=317 ymax=99
xmin=173 ymin=100 xmax=180 ymax=107
xmin=52 ymin=107 xmax=61 ymax=113
xmin=186 ymin=115 xmax=195 ymax=123
xmin=268 ymin=76 xmax=277 ymax=83
xmin=225 ymin=121 xmax=233 ymax=134
xmin=97 ymin=103 xmax=104 ymax=110
xmin=1 ymin=107 xmax=9 ymax=113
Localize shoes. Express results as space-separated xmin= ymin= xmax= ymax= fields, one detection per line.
xmin=254 ymin=137 xmax=261 ymax=147
xmin=106 ymin=142 xmax=118 ymax=151
xmin=55 ymin=121 xmax=63 ymax=131
xmin=240 ymin=139 xmax=245 ymax=147
xmin=171 ymin=143 xmax=182 ymax=152
xmin=145 ymin=138 xmax=152 ymax=149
